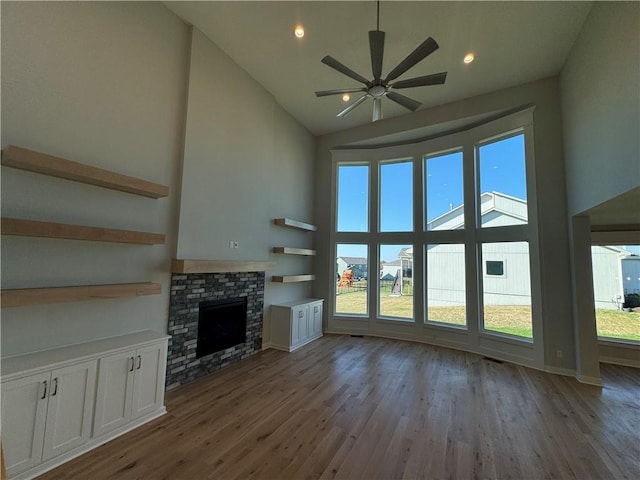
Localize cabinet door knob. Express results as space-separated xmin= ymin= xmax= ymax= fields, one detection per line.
xmin=42 ymin=380 xmax=48 ymax=400
xmin=129 ymin=356 xmax=135 ymax=372
xmin=52 ymin=377 xmax=59 ymax=396
xmin=136 ymin=355 xmax=142 ymax=370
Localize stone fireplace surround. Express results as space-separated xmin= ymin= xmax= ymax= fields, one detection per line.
xmin=166 ymin=270 xmax=265 ymax=390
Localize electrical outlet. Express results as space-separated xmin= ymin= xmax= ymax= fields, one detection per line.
xmin=228 ymin=240 xmax=239 ymax=249
xmin=556 ymin=349 xmax=563 ymax=358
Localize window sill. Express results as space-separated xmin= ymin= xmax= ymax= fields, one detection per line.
xmin=597 ymin=337 xmax=640 ymax=349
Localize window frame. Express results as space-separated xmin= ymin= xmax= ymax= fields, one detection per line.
xmin=328 ymin=106 xmax=543 ymax=365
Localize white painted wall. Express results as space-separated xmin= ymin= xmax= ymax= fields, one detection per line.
xmin=1 ymin=4 xmax=316 ymax=356
xmin=176 ymin=29 xmax=316 ymax=345
xmin=1 ymin=2 xmax=189 ymax=356
xmin=561 ymin=1 xmax=639 ymax=372
xmin=561 ymin=1 xmax=640 ymax=216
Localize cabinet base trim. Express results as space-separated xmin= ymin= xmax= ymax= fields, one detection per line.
xmin=11 ymin=408 xmax=166 ymax=480
xmin=269 ymin=333 xmax=323 ymax=353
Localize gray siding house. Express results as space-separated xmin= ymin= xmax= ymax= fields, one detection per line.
xmin=420 ymin=193 xmax=624 ymax=309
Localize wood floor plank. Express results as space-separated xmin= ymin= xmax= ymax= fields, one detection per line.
xmin=39 ymin=335 xmax=640 ymax=480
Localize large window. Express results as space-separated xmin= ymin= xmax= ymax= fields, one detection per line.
xmin=337 ymin=164 xmax=369 ymax=232
xmin=379 ymin=244 xmax=414 ymax=320
xmin=478 ymin=134 xmax=527 ymax=228
xmin=335 ymin=244 xmax=368 ymax=316
xmin=331 ymin=109 xmax=537 ymax=352
xmin=380 ymin=161 xmax=413 ymax=232
xmin=425 ymin=151 xmax=464 ymax=231
xmin=481 ymin=242 xmax=532 ymax=338
xmin=426 ymin=243 xmax=466 ymax=327
xmin=591 ymin=245 xmax=640 ymax=342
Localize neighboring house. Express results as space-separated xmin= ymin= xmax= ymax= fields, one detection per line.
xmin=421 ymin=193 xmax=623 ymax=309
xmin=622 ymin=255 xmax=640 ymax=294
xmin=591 ymin=246 xmax=629 ymax=309
xmin=380 ymin=259 xmax=401 ymax=280
xmin=336 ymin=256 xmax=368 ymax=280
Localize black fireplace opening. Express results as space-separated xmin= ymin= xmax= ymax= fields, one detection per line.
xmin=196 ymin=297 xmax=247 ymax=358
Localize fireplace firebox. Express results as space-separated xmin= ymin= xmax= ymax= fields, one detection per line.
xmin=196 ymin=297 xmax=247 ymax=358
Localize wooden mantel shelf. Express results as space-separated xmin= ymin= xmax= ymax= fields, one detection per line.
xmin=1 ymin=217 xmax=165 ymax=245
xmin=171 ymin=259 xmax=276 ymax=274
xmin=272 ymin=247 xmax=316 ymax=256
xmin=272 ymin=275 xmax=316 ymax=283
xmin=1 ymin=283 xmax=161 ymax=308
xmin=1 ymin=145 xmax=169 ymax=198
xmin=273 ymin=218 xmax=317 ymax=232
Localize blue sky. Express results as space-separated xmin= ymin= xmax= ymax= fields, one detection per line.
xmin=332 ymin=135 xmax=640 ymax=262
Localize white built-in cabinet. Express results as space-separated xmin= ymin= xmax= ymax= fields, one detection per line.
xmin=271 ymin=299 xmax=324 ymax=352
xmin=1 ymin=331 xmax=168 ymax=480
xmin=1 ymin=361 xmax=96 ymax=475
xmin=93 ymin=342 xmax=166 ymax=437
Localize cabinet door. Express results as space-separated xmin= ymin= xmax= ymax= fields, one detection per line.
xmin=42 ymin=360 xmax=97 ymax=461
xmin=93 ymin=350 xmax=135 ymax=437
xmin=131 ymin=342 xmax=167 ymax=419
xmin=310 ymin=302 xmax=323 ymax=337
xmin=292 ymin=306 xmax=309 ymax=346
xmin=1 ymin=372 xmax=49 ymax=476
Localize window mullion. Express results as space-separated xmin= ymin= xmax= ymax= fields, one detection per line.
xmin=463 ymin=140 xmax=480 ymax=339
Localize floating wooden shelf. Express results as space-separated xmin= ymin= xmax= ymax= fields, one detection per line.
xmin=1 ymin=145 xmax=169 ymax=199
xmin=272 ymin=275 xmax=316 ymax=283
xmin=273 ymin=218 xmax=317 ymax=232
xmin=1 ymin=218 xmax=165 ymax=245
xmin=172 ymin=259 xmax=275 ymax=274
xmin=272 ymin=247 xmax=316 ymax=256
xmin=1 ymin=283 xmax=161 ymax=308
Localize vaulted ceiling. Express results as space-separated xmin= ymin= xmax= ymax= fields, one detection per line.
xmin=164 ymin=1 xmax=593 ymax=136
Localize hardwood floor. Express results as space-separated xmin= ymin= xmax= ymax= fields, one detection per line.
xmin=41 ymin=335 xmax=639 ymax=479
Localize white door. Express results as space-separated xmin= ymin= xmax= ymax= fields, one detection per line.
xmin=93 ymin=350 xmax=135 ymax=436
xmin=42 ymin=360 xmax=97 ymax=461
xmin=131 ymin=343 xmax=166 ymax=419
xmin=310 ymin=302 xmax=323 ymax=337
xmin=1 ymin=372 xmax=50 ymax=476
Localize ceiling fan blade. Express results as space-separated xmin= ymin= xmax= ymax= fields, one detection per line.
xmin=315 ymin=88 xmax=368 ymax=97
xmin=337 ymin=95 xmax=369 ymax=118
xmin=369 ymin=30 xmax=385 ymax=81
xmin=321 ymin=56 xmax=371 ymax=86
xmin=391 ymin=72 xmax=447 ymax=89
xmin=372 ymin=97 xmax=383 ymax=122
xmin=384 ymin=37 xmax=439 ymax=83
xmin=386 ymin=91 xmax=422 ymax=111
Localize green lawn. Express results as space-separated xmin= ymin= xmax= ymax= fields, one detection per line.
xmin=335 ymin=288 xmax=640 ymax=341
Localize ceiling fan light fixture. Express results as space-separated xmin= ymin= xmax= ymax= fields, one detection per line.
xmin=294 ymin=26 xmax=305 ymax=38
xmin=342 ymin=93 xmax=351 ymax=102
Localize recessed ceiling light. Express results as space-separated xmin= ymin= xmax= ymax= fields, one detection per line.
xmin=342 ymin=94 xmax=350 ymax=102
xmin=463 ymin=53 xmax=475 ymax=64
xmin=294 ymin=26 xmax=304 ymax=38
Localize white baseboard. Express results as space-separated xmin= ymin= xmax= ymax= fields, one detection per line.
xmin=576 ymin=374 xmax=603 ymax=386
xmin=543 ymin=365 xmax=576 ymax=377
xmin=599 ymin=356 xmax=640 ymax=368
